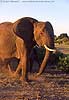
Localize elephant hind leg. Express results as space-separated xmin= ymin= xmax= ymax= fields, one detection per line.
xmin=4 ymin=57 xmax=20 ymax=78
xmin=2 ymin=59 xmax=13 ymax=75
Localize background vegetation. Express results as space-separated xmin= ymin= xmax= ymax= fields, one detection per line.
xmin=54 ymin=33 xmax=69 ymax=45
xmin=35 ymin=33 xmax=69 ymax=73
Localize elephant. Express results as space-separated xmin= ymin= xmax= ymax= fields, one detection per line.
xmin=0 ymin=17 xmax=56 ymax=81
xmin=0 ymin=22 xmax=23 ymax=75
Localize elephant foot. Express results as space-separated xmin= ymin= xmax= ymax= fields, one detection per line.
xmin=8 ymin=70 xmax=13 ymax=76
xmin=20 ymin=76 xmax=29 ymax=82
xmin=35 ymin=72 xmax=41 ymax=77
xmin=9 ymin=72 xmax=19 ymax=79
xmin=14 ymin=72 xmax=20 ymax=78
xmin=8 ymin=70 xmax=16 ymax=78
xmin=20 ymin=76 xmax=25 ymax=81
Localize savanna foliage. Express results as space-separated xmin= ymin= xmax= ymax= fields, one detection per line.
xmin=54 ymin=52 xmax=69 ymax=72
xmin=34 ymin=46 xmax=69 ymax=73
xmin=54 ymin=33 xmax=69 ymax=44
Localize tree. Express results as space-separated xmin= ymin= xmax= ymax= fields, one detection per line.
xmin=58 ymin=33 xmax=69 ymax=39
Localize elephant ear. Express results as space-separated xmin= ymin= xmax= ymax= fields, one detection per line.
xmin=13 ymin=18 xmax=34 ymax=43
xmin=45 ymin=21 xmax=54 ymax=38
xmin=45 ymin=21 xmax=54 ymax=48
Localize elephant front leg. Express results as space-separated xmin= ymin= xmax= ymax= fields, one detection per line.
xmin=20 ymin=53 xmax=28 ymax=81
xmin=14 ymin=37 xmax=28 ymax=81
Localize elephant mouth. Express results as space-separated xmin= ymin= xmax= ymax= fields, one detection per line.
xmin=44 ymin=45 xmax=56 ymax=52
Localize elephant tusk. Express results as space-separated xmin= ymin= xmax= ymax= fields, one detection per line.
xmin=44 ymin=45 xmax=56 ymax=52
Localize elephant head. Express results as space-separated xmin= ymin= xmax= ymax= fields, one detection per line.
xmin=33 ymin=21 xmax=56 ymax=76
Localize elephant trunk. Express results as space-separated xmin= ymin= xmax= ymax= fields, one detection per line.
xmin=37 ymin=44 xmax=56 ymax=76
xmin=37 ymin=49 xmax=50 ymax=76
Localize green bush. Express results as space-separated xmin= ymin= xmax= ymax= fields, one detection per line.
xmin=33 ymin=46 xmax=69 ymax=72
xmin=55 ymin=52 xmax=69 ymax=72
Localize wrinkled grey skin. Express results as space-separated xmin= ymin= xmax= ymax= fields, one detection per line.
xmin=0 ymin=17 xmax=55 ymax=81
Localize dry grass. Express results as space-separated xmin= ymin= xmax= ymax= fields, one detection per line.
xmin=55 ymin=44 xmax=69 ymax=54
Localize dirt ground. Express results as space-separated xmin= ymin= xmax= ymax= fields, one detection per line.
xmin=0 ymin=71 xmax=69 ymax=100
xmin=0 ymin=44 xmax=69 ymax=100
